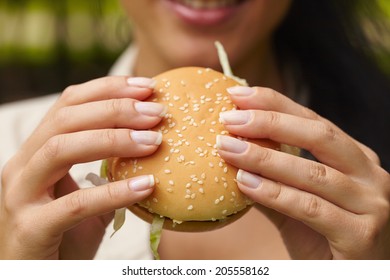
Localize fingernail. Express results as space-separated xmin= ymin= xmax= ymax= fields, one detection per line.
xmin=127 ymin=77 xmax=156 ymax=88
xmin=227 ymin=86 xmax=255 ymax=96
xmin=216 ymin=135 xmax=248 ymax=154
xmin=237 ymin=169 xmax=262 ymax=189
xmin=130 ymin=131 xmax=162 ymax=145
xmin=134 ymin=102 xmax=168 ymax=117
xmin=128 ymin=175 xmax=155 ymax=191
xmin=219 ymin=110 xmax=251 ymax=125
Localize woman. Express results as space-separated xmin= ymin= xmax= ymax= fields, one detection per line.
xmin=0 ymin=0 xmax=389 ymax=259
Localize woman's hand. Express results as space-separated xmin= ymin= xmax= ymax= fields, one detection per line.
xmin=217 ymin=86 xmax=390 ymax=259
xmin=0 ymin=76 xmax=166 ymax=259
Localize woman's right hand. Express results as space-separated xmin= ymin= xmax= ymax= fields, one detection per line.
xmin=0 ymin=76 xmax=166 ymax=259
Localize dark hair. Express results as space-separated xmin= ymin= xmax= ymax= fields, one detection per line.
xmin=275 ymin=0 xmax=390 ymax=171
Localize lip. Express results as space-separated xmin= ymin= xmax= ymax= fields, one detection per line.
xmin=162 ymin=0 xmax=246 ymax=27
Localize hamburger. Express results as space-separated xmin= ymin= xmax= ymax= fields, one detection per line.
xmin=105 ymin=66 xmax=283 ymax=232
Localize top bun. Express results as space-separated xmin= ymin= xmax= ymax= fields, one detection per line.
xmin=106 ymin=67 xmax=280 ymax=231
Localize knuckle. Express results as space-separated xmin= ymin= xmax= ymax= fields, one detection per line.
xmin=319 ymin=122 xmax=338 ymax=143
xmin=102 ymin=129 xmax=119 ymax=148
xmin=301 ymin=194 xmax=322 ymax=219
xmin=105 ymin=98 xmax=126 ymax=116
xmin=265 ymin=111 xmax=281 ymax=128
xmin=60 ymin=85 xmax=77 ymax=103
xmin=105 ymin=183 xmax=120 ymax=201
xmin=42 ymin=136 xmax=63 ymax=161
xmin=1 ymin=160 xmax=13 ymax=189
xmin=256 ymin=147 xmax=273 ymax=163
xmin=361 ymin=220 xmax=382 ymax=248
xmin=65 ymin=191 xmax=87 ymax=217
xmin=307 ymin=162 xmax=328 ymax=186
xmin=267 ymin=181 xmax=283 ymax=202
xmin=262 ymin=87 xmax=279 ymax=100
xmin=52 ymin=107 xmax=71 ymax=127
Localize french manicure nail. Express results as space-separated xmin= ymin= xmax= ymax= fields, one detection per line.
xmin=216 ymin=135 xmax=248 ymax=154
xmin=134 ymin=102 xmax=168 ymax=117
xmin=219 ymin=110 xmax=251 ymax=125
xmin=130 ymin=131 xmax=162 ymax=145
xmin=129 ymin=175 xmax=155 ymax=191
xmin=237 ymin=169 xmax=262 ymax=189
xmin=127 ymin=77 xmax=156 ymax=88
xmin=227 ymin=86 xmax=255 ymax=96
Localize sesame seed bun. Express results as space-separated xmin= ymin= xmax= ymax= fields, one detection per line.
xmin=106 ymin=67 xmax=281 ymax=232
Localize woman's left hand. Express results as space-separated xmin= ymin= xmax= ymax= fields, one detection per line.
xmin=217 ymin=86 xmax=390 ymax=259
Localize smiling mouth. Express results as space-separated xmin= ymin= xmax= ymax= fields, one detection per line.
xmin=172 ymin=0 xmax=246 ymax=10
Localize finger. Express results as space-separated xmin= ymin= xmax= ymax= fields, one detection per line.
xmin=219 ymin=110 xmax=372 ymax=174
xmin=236 ymin=169 xmax=361 ymax=246
xmin=19 ymin=129 xmax=162 ymax=200
xmin=55 ymin=174 xmax=115 ymax=228
xmin=40 ymin=175 xmax=155 ymax=235
xmin=227 ymin=86 xmax=378 ymax=163
xmin=227 ymin=86 xmax=316 ymax=119
xmin=56 ymin=76 xmax=156 ymax=107
xmin=47 ymin=99 xmax=167 ymax=134
xmin=217 ymin=135 xmax=371 ymax=214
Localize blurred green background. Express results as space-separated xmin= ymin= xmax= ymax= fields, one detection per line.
xmin=0 ymin=0 xmax=389 ymax=104
xmin=0 ymin=0 xmax=131 ymax=104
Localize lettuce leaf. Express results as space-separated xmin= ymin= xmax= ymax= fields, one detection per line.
xmin=150 ymin=215 xmax=165 ymax=260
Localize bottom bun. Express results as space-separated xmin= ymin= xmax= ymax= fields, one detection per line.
xmin=128 ymin=204 xmax=252 ymax=232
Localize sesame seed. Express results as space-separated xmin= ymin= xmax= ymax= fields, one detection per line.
xmin=153 ymin=198 xmax=158 ymax=203
xmin=205 ymin=82 xmax=213 ymax=89
xmin=164 ymin=156 xmax=170 ymax=162
xmin=219 ymin=195 xmax=225 ymax=201
xmin=197 ymin=180 xmax=204 ymax=185
xmin=214 ymin=177 xmax=219 ymax=183
xmin=191 ymin=193 xmax=196 ymax=199
xmin=169 ymin=180 xmax=174 ymax=186
xmin=167 ymin=188 xmax=173 ymax=193
xmin=209 ymin=162 xmax=214 ymax=168
xmin=186 ymin=183 xmax=192 ymax=188
xmin=199 ymin=188 xmax=205 ymax=194
xmin=222 ymin=210 xmax=228 ymax=215
xmin=187 ymin=205 xmax=194 ymax=210
xmin=215 ymin=199 xmax=220 ymax=205
xmin=201 ymin=173 xmax=206 ymax=179
xmin=164 ymin=169 xmax=171 ymax=174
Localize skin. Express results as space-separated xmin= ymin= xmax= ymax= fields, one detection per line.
xmin=1 ymin=0 xmax=389 ymax=259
